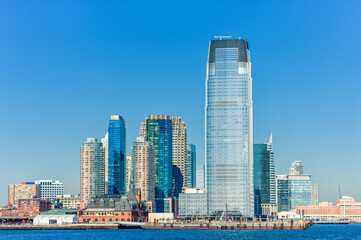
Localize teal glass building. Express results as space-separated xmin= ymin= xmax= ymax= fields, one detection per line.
xmin=144 ymin=115 xmax=173 ymax=200
xmin=107 ymin=115 xmax=126 ymax=195
xmin=253 ymin=134 xmax=275 ymax=215
xmin=205 ymin=39 xmax=254 ymax=215
xmin=186 ymin=144 xmax=196 ymax=188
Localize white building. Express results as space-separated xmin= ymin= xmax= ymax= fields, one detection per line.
xmin=35 ymin=180 xmax=63 ymax=200
xmin=33 ymin=215 xmax=79 ymax=225
xmin=178 ymin=188 xmax=207 ymax=216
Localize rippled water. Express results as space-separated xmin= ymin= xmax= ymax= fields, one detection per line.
xmin=0 ymin=225 xmax=360 ymax=240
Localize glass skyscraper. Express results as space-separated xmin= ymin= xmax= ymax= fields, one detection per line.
xmin=253 ymin=133 xmax=275 ymax=215
xmin=107 ymin=115 xmax=127 ymax=195
xmin=186 ymin=144 xmax=196 ymax=188
xmin=205 ymin=39 xmax=254 ymax=215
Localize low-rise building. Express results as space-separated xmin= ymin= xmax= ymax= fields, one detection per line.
xmin=33 ymin=215 xmax=79 ymax=225
xmin=35 ymin=180 xmax=64 ymax=201
xmin=296 ymin=196 xmax=361 ymax=222
xmin=17 ymin=198 xmax=52 ymax=216
xmin=178 ymin=188 xmax=207 ymax=216
xmin=56 ymin=195 xmax=81 ymax=209
xmin=78 ymin=188 xmax=147 ymax=223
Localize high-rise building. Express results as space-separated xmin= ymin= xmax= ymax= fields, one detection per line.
xmin=276 ymin=175 xmax=289 ymax=212
xmin=34 ymin=180 xmax=63 ymax=200
xmin=80 ymin=138 xmax=105 ymax=208
xmin=186 ymin=144 xmax=196 ymax=188
xmin=171 ymin=117 xmax=187 ymax=197
xmin=253 ymin=133 xmax=276 ymax=215
xmin=131 ymin=137 xmax=155 ymax=203
xmin=196 ymin=166 xmax=205 ymax=189
xmin=276 ymin=174 xmax=312 ymax=212
xmin=140 ymin=115 xmax=173 ymax=205
xmin=289 ymin=161 xmax=303 ymax=175
xmin=8 ymin=182 xmax=40 ymax=206
xmin=101 ymin=132 xmax=108 ymax=194
xmin=288 ymin=174 xmax=312 ymax=210
xmin=205 ymin=39 xmax=254 ymax=215
xmin=107 ymin=115 xmax=127 ymax=195
xmin=126 ymin=155 xmax=132 ymax=192
xmin=311 ymin=183 xmax=319 ymax=206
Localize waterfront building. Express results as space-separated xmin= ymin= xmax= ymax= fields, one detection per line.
xmin=289 ymin=161 xmax=303 ymax=175
xmin=253 ymin=133 xmax=276 ymax=215
xmin=80 ymin=138 xmax=105 ymax=209
xmin=171 ymin=117 xmax=187 ymax=197
xmin=78 ymin=188 xmax=147 ymax=223
xmin=33 ymin=215 xmax=79 ymax=225
xmin=131 ymin=137 xmax=155 ymax=204
xmin=8 ymin=182 xmax=40 ymax=206
xmin=107 ymin=115 xmax=127 ymax=195
xmin=296 ymin=196 xmax=361 ymax=223
xmin=276 ymin=174 xmax=312 ymax=212
xmin=196 ymin=166 xmax=205 ymax=189
xmin=312 ymin=183 xmax=319 ymax=206
xmin=101 ymin=132 xmax=108 ymax=194
xmin=205 ymin=39 xmax=254 ymax=215
xmin=288 ymin=174 xmax=312 ymax=210
xmin=261 ymin=204 xmax=277 ymax=216
xmin=34 ymin=180 xmax=63 ymax=200
xmin=139 ymin=115 xmax=173 ymax=212
xmin=178 ymin=188 xmax=207 ymax=216
xmin=276 ymin=175 xmax=289 ymax=212
xmin=56 ymin=194 xmax=81 ymax=209
xmin=17 ymin=198 xmax=52 ymax=216
xmin=186 ymin=144 xmax=196 ymax=188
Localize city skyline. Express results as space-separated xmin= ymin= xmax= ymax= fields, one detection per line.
xmin=1 ymin=0 xmax=361 ymax=206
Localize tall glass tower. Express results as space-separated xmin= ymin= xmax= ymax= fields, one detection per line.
xmin=205 ymin=39 xmax=254 ymax=215
xmin=107 ymin=115 xmax=127 ymax=195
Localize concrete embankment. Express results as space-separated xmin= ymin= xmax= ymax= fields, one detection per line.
xmin=0 ymin=223 xmax=122 ymax=230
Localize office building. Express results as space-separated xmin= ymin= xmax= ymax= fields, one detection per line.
xmin=196 ymin=166 xmax=205 ymax=189
xmin=35 ymin=180 xmax=63 ymax=200
xmin=80 ymin=138 xmax=105 ymax=208
xmin=171 ymin=117 xmax=187 ymax=197
xmin=8 ymin=182 xmax=41 ymax=206
xmin=178 ymin=188 xmax=207 ymax=216
xmin=101 ymin=132 xmax=108 ymax=194
xmin=126 ymin=156 xmax=132 ymax=192
xmin=139 ymin=115 xmax=173 ymax=212
xmin=253 ymin=133 xmax=275 ymax=215
xmin=288 ymin=174 xmax=312 ymax=210
xmin=56 ymin=195 xmax=81 ymax=209
xmin=186 ymin=144 xmax=196 ymax=188
xmin=312 ymin=183 xmax=319 ymax=206
xmin=276 ymin=175 xmax=289 ymax=212
xmin=107 ymin=115 xmax=127 ymax=195
xmin=289 ymin=161 xmax=303 ymax=175
xmin=131 ymin=137 xmax=155 ymax=203
xmin=205 ymin=39 xmax=254 ymax=215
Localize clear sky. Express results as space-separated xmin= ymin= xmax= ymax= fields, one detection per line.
xmin=0 ymin=0 xmax=360 ymax=205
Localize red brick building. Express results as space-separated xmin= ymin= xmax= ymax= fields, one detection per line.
xmin=17 ymin=199 xmax=52 ymax=216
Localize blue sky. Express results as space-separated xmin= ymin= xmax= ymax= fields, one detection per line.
xmin=0 ymin=0 xmax=360 ymax=205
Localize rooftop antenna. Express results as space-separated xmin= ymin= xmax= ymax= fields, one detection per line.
xmin=214 ymin=35 xmax=232 ymax=40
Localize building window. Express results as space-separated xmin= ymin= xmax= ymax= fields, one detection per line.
xmin=102 ymin=218 xmax=105 ymax=222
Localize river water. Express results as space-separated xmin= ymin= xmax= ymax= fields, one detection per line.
xmin=0 ymin=224 xmax=360 ymax=240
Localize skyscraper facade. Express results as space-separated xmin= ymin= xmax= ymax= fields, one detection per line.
xmin=253 ymin=133 xmax=275 ymax=215
xmin=186 ymin=144 xmax=196 ymax=188
xmin=312 ymin=183 xmax=319 ymax=206
xmin=80 ymin=138 xmax=105 ymax=208
xmin=101 ymin=132 xmax=108 ymax=194
xmin=288 ymin=174 xmax=312 ymax=210
xmin=107 ymin=115 xmax=127 ymax=195
xmin=171 ymin=117 xmax=187 ymax=197
xmin=140 ymin=115 xmax=173 ymax=200
xmin=205 ymin=39 xmax=254 ymax=215
xmin=196 ymin=166 xmax=205 ymax=189
xmin=131 ymin=137 xmax=155 ymax=203
xmin=276 ymin=175 xmax=289 ymax=212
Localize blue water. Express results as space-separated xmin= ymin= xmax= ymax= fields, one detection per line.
xmin=0 ymin=225 xmax=360 ymax=240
